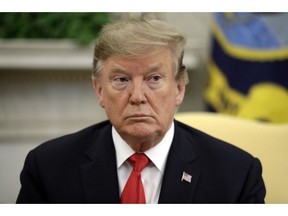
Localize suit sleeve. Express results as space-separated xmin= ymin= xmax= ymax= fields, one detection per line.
xmin=16 ymin=150 xmax=47 ymax=203
xmin=238 ymin=158 xmax=266 ymax=203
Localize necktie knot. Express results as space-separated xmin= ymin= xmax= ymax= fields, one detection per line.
xmin=128 ymin=153 xmax=150 ymax=172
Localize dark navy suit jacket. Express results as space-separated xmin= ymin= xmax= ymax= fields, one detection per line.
xmin=16 ymin=120 xmax=266 ymax=203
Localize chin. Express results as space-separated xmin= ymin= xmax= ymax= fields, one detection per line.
xmin=122 ymin=122 xmax=158 ymax=138
xmin=130 ymin=123 xmax=154 ymax=136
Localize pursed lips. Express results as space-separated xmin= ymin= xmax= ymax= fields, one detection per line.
xmin=125 ymin=114 xmax=153 ymax=120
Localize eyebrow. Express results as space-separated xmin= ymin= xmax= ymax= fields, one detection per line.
xmin=110 ymin=64 xmax=128 ymax=75
xmin=145 ymin=63 xmax=163 ymax=74
xmin=109 ymin=62 xmax=164 ymax=76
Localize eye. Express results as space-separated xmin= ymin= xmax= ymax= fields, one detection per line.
xmin=151 ymin=75 xmax=161 ymax=81
xmin=112 ymin=75 xmax=129 ymax=90
xmin=147 ymin=75 xmax=161 ymax=82
xmin=114 ymin=76 xmax=128 ymax=83
xmin=146 ymin=74 xmax=164 ymax=89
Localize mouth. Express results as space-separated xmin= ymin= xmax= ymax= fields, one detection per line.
xmin=125 ymin=114 xmax=152 ymax=121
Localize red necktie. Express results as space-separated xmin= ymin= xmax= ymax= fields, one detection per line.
xmin=121 ymin=153 xmax=150 ymax=204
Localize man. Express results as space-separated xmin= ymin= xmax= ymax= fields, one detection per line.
xmin=16 ymin=19 xmax=266 ymax=203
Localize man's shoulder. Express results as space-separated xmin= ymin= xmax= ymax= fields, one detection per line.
xmin=32 ymin=120 xmax=112 ymax=155
xmin=174 ymin=120 xmax=254 ymax=161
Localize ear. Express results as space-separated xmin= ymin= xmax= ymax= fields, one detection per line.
xmin=92 ymin=78 xmax=105 ymax=108
xmin=175 ymin=80 xmax=186 ymax=107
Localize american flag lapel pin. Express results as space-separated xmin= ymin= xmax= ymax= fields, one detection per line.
xmin=181 ymin=171 xmax=192 ymax=183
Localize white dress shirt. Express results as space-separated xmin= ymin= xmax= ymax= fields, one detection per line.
xmin=112 ymin=122 xmax=174 ymax=204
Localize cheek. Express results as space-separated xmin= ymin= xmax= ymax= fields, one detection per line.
xmin=153 ymin=88 xmax=177 ymax=112
xmin=102 ymin=90 xmax=128 ymax=113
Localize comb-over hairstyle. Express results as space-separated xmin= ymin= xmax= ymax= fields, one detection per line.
xmin=92 ymin=19 xmax=188 ymax=84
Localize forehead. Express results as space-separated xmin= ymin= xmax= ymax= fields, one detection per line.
xmin=103 ymin=49 xmax=174 ymax=72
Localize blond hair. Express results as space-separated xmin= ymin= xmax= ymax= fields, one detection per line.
xmin=92 ymin=19 xmax=188 ymax=84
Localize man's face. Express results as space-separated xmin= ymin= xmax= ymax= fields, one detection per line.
xmin=93 ymin=49 xmax=186 ymax=151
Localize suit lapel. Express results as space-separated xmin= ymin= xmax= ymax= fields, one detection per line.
xmin=158 ymin=121 xmax=200 ymax=203
xmin=80 ymin=123 xmax=120 ymax=203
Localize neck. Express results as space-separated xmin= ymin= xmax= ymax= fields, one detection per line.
xmin=124 ymin=134 xmax=165 ymax=152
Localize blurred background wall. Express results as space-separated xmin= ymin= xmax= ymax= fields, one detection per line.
xmin=0 ymin=12 xmax=213 ymax=203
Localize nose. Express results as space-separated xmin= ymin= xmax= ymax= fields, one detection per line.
xmin=128 ymin=79 xmax=147 ymax=105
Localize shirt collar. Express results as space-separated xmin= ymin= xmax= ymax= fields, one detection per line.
xmin=112 ymin=121 xmax=175 ymax=173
